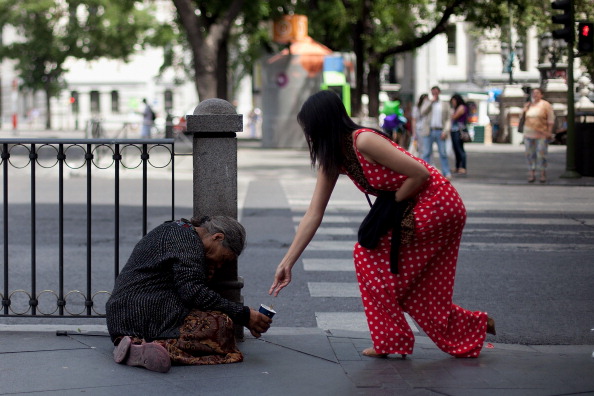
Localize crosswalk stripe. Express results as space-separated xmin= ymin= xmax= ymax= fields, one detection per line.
xmin=460 ymin=242 xmax=594 ymax=251
xmin=295 ymin=216 xmax=585 ymax=226
xmin=466 ymin=217 xmax=580 ymax=225
xmin=315 ymin=312 xmax=419 ymax=333
xmin=305 ymin=240 xmax=594 ymax=252
xmin=288 ymin=199 xmax=366 ymax=207
xmin=305 ymin=227 xmax=356 ymax=235
xmin=307 ymin=240 xmax=355 ymax=250
xmin=292 ymin=215 xmax=361 ymax=224
xmin=303 ymin=259 xmax=353 ymax=272
xmin=308 ymin=282 xmax=359 ymax=297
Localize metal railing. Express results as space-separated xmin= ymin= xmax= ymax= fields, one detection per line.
xmin=0 ymin=138 xmax=176 ymax=319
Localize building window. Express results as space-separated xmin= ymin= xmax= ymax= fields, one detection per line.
xmin=111 ymin=90 xmax=119 ymax=113
xmin=446 ymin=25 xmax=457 ymax=65
xmin=90 ymin=91 xmax=100 ymax=114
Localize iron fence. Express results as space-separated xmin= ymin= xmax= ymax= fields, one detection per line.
xmin=0 ymin=138 xmax=176 ymax=319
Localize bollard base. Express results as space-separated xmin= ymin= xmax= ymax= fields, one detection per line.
xmin=560 ymin=170 xmax=582 ymax=179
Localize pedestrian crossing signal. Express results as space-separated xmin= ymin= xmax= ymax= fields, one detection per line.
xmin=551 ymin=0 xmax=573 ymax=43
xmin=578 ymin=22 xmax=594 ymax=53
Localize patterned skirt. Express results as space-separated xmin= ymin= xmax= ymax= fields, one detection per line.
xmin=128 ymin=310 xmax=243 ymax=365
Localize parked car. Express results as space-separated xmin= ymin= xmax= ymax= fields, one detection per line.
xmin=172 ymin=107 xmax=196 ymax=134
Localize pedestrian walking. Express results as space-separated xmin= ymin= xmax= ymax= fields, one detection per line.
xmin=141 ymin=98 xmax=155 ymax=138
xmin=269 ymin=90 xmax=495 ymax=359
xmin=521 ymin=87 xmax=555 ymax=183
xmin=411 ymin=93 xmax=429 ymax=157
xmin=420 ymin=86 xmax=452 ymax=179
xmin=449 ymin=94 xmax=468 ymax=175
xmin=380 ymin=93 xmax=408 ymax=146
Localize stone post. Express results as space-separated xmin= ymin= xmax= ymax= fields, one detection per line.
xmin=186 ymin=98 xmax=245 ymax=339
xmin=498 ymin=85 xmax=526 ymax=143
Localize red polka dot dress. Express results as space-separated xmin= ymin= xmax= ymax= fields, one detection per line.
xmin=346 ymin=129 xmax=488 ymax=358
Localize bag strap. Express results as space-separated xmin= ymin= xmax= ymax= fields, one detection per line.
xmin=365 ymin=194 xmax=373 ymax=208
xmin=343 ymin=133 xmax=382 ymax=202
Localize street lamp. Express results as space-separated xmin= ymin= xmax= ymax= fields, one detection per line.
xmin=501 ymin=40 xmax=524 ymax=84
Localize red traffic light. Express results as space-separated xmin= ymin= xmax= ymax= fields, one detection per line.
xmin=578 ymin=22 xmax=594 ymax=52
xmin=69 ymin=97 xmax=76 ymax=104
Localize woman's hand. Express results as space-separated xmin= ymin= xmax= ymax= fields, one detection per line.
xmin=269 ymin=263 xmax=292 ymax=297
xmin=268 ymin=169 xmax=338 ymax=298
xmin=247 ymin=308 xmax=272 ymax=338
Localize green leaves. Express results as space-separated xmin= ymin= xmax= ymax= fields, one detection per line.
xmin=0 ymin=0 xmax=157 ymax=94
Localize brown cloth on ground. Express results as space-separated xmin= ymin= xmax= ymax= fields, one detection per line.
xmin=126 ymin=310 xmax=243 ymax=365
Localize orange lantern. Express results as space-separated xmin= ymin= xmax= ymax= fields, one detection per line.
xmin=273 ymin=15 xmax=308 ymax=44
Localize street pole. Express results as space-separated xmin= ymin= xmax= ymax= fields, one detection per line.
xmin=560 ymin=3 xmax=581 ymax=178
xmin=509 ymin=11 xmax=514 ymax=85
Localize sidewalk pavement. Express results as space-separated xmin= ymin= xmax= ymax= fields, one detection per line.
xmin=1 ymin=325 xmax=593 ymax=396
xmin=1 ymin=131 xmax=593 ymax=395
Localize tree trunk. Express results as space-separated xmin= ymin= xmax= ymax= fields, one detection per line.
xmin=193 ymin=44 xmax=218 ymax=101
xmin=44 ymin=87 xmax=52 ymax=130
xmin=216 ymin=36 xmax=229 ymax=100
xmin=172 ymin=0 xmax=244 ymax=103
xmin=351 ymin=18 xmax=365 ymax=117
xmin=354 ymin=0 xmax=373 ymax=118
xmin=367 ymin=62 xmax=381 ymax=119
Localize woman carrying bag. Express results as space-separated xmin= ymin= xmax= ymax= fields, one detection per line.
xmin=269 ymin=90 xmax=495 ymax=359
xmin=521 ymin=88 xmax=555 ymax=183
xmin=449 ymin=94 xmax=469 ymax=175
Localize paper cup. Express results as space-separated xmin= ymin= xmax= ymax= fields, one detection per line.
xmin=258 ymin=304 xmax=276 ymax=318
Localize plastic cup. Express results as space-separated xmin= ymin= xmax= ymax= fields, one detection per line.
xmin=258 ymin=304 xmax=276 ymax=318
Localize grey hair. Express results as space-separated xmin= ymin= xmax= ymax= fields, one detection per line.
xmin=189 ymin=215 xmax=246 ymax=256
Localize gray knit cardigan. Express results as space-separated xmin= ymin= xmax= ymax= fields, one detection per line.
xmin=105 ymin=221 xmax=250 ymax=341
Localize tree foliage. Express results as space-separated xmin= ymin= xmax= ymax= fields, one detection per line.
xmin=0 ymin=0 xmax=156 ymax=128
xmin=168 ymin=0 xmax=292 ymax=101
xmin=288 ymin=0 xmax=594 ymax=116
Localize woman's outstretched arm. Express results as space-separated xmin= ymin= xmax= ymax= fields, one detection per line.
xmin=269 ymin=169 xmax=338 ymax=296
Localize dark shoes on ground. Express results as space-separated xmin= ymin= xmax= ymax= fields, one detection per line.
xmin=487 ymin=316 xmax=496 ymax=336
xmin=528 ymin=171 xmax=546 ymax=183
xmin=113 ymin=336 xmax=171 ymax=373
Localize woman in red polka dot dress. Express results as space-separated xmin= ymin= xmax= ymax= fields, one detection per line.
xmin=269 ymin=90 xmax=495 ymax=358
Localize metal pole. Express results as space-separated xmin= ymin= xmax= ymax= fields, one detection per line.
xmin=510 ymin=11 xmax=514 ymax=84
xmin=561 ymin=0 xmax=581 ymax=178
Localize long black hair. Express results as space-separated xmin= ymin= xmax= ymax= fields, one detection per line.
xmin=297 ymin=90 xmax=368 ymax=176
xmin=450 ymin=93 xmax=466 ymax=109
xmin=417 ymin=93 xmax=428 ymax=109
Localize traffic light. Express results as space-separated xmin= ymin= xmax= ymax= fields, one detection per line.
xmin=70 ymin=91 xmax=79 ymax=114
xmin=578 ymin=22 xmax=594 ymax=52
xmin=551 ymin=0 xmax=574 ymax=43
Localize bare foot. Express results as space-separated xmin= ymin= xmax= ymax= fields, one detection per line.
xmin=362 ymin=347 xmax=388 ymax=358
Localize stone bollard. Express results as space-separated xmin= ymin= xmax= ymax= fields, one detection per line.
xmin=186 ymin=98 xmax=245 ymax=340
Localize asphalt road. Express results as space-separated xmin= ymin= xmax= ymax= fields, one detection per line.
xmin=1 ymin=140 xmax=593 ymax=346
